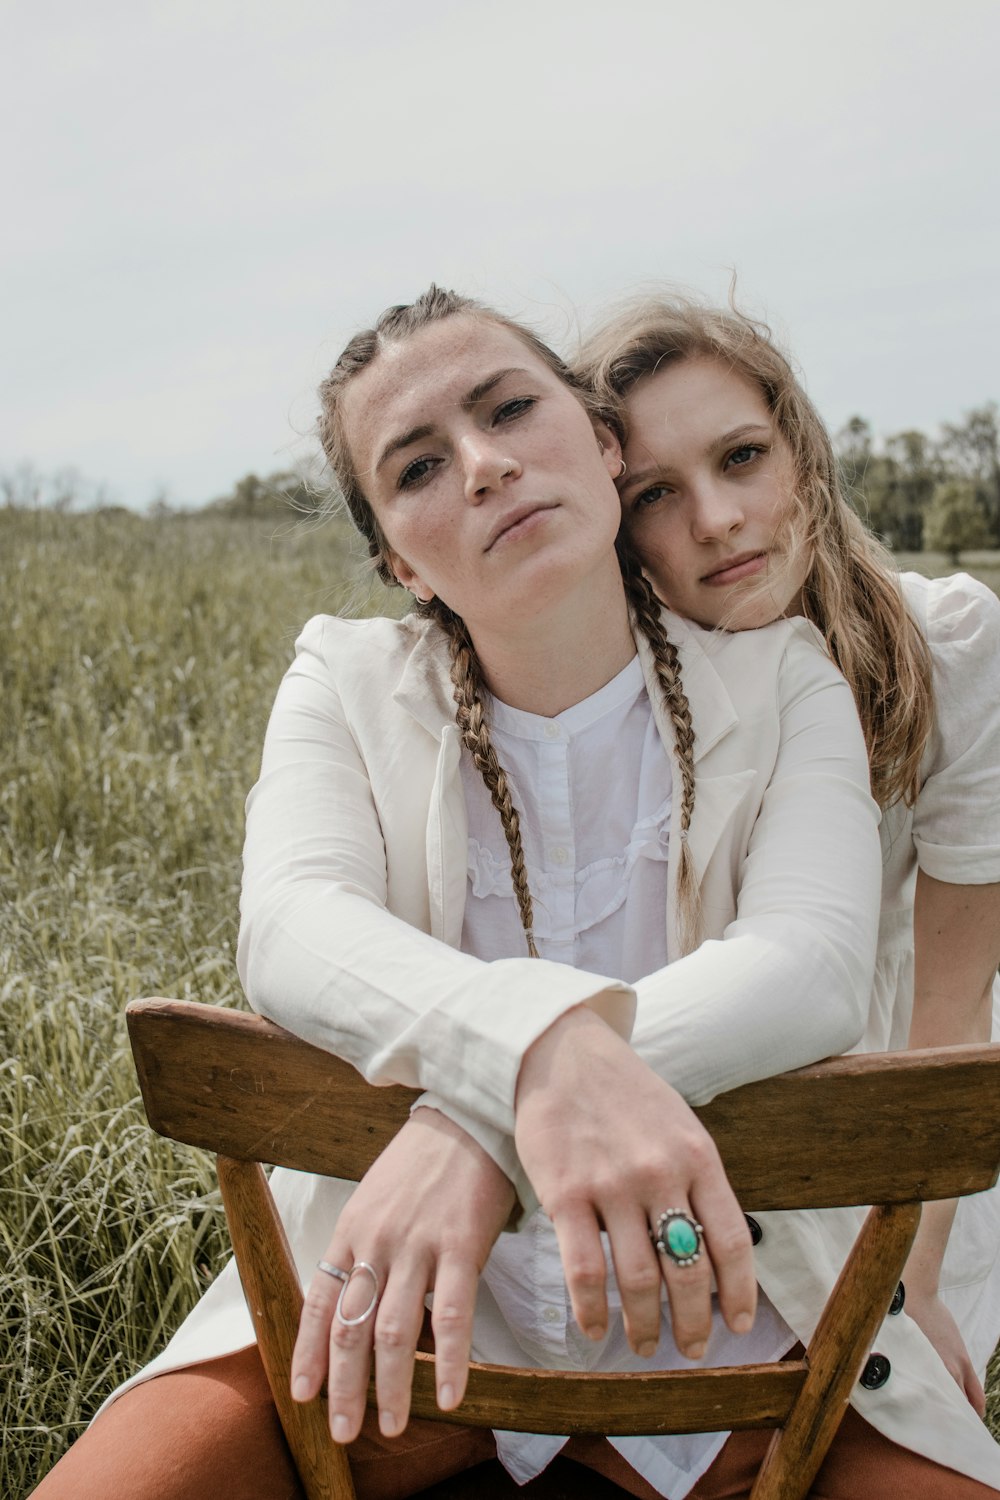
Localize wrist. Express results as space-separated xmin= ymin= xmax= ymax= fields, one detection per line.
xmin=515 ymin=1004 xmax=615 ymax=1107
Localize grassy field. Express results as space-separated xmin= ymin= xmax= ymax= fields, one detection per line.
xmin=2 ymin=511 xmax=998 ymax=1494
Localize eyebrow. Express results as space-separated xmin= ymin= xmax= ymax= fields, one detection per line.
xmin=619 ymin=423 xmax=772 ymax=496
xmin=374 ymin=368 xmax=531 ymax=473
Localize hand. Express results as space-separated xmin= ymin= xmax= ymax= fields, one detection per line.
xmin=514 ymin=1007 xmax=756 ymax=1362
xmin=291 ymin=1107 xmax=516 ymax=1442
xmin=903 ymin=1287 xmax=986 ymax=1416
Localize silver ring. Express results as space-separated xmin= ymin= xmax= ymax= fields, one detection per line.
xmin=317 ymin=1260 xmax=350 ymax=1284
xmin=334 ymin=1261 xmax=380 ymax=1327
xmin=651 ymin=1209 xmax=704 ymax=1268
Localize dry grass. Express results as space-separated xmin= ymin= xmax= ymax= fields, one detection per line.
xmin=3 ymin=513 xmax=998 ymax=1494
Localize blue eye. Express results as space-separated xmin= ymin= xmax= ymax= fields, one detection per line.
xmin=494 ymin=397 xmax=535 ymax=424
xmin=728 ymin=444 xmax=765 ymax=468
xmin=632 ymin=484 xmax=672 ymax=510
xmin=398 ymin=456 xmax=438 ymax=490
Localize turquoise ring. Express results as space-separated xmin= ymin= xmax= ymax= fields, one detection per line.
xmin=651 ymin=1210 xmax=704 ymax=1268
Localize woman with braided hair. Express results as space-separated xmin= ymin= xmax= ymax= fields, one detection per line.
xmin=33 ymin=287 xmax=996 ymax=1499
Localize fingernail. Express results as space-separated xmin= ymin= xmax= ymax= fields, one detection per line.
xmin=379 ymin=1411 xmax=397 ymax=1437
xmin=585 ymin=1324 xmax=605 ymax=1342
xmin=638 ymin=1340 xmax=657 ymax=1359
xmin=686 ymin=1341 xmax=706 ymax=1361
xmin=733 ymin=1311 xmax=753 ymax=1334
xmin=439 ymin=1383 xmax=455 ymax=1410
xmin=293 ymin=1375 xmax=311 ymax=1401
xmin=331 ymin=1414 xmax=351 ymax=1443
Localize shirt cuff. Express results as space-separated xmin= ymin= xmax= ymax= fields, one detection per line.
xmin=411 ymin=1092 xmax=540 ymax=1229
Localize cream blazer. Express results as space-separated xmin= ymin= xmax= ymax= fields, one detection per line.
xmin=119 ymin=607 xmax=1000 ymax=1487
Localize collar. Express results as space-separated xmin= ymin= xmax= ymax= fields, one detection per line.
xmin=392 ymin=606 xmax=739 ymax=763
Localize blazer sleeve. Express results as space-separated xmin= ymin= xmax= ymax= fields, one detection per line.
xmin=630 ymin=628 xmax=883 ymax=1104
xmin=236 ymin=616 xmax=635 ymax=1153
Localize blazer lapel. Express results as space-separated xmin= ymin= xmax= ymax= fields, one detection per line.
xmin=636 ymin=610 xmax=755 ymax=955
xmin=392 ymin=620 xmax=469 ymax=947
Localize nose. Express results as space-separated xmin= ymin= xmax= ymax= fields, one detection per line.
xmin=689 ymin=478 xmax=745 ymax=543
xmin=459 ymin=432 xmax=520 ymax=503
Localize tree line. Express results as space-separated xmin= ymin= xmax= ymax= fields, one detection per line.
xmin=4 ymin=401 xmax=999 ymax=564
xmin=835 ymin=403 xmax=999 ymax=562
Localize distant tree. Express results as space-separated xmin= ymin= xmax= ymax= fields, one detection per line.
xmin=148 ymin=487 xmax=175 ymax=518
xmin=939 ymin=404 xmax=1000 ymax=545
xmin=208 ymin=469 xmax=322 ymax=518
xmin=1 ymin=462 xmax=46 ymax=509
xmin=0 ymin=462 xmax=99 ymax=510
xmin=922 ymin=480 xmax=991 ymax=564
xmin=880 ymin=429 xmax=938 ymax=551
xmin=836 ymin=416 xmax=874 ymax=494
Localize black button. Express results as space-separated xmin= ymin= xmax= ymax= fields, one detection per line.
xmin=745 ymin=1215 xmax=763 ymax=1246
xmin=889 ymin=1282 xmax=905 ymax=1316
xmin=860 ymin=1354 xmax=891 ymax=1390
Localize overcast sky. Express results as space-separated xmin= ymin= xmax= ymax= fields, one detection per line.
xmin=4 ymin=0 xmax=998 ymax=509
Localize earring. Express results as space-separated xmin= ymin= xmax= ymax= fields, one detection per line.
xmin=617 ymin=458 xmax=627 ymax=479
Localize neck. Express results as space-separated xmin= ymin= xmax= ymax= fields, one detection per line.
xmin=467 ymin=557 xmax=637 ymax=716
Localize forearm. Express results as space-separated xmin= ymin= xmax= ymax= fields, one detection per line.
xmin=905 ymin=1198 xmax=959 ymax=1298
xmin=239 ymin=619 xmax=635 ymax=1138
xmin=908 ymin=872 xmax=1000 ymax=1051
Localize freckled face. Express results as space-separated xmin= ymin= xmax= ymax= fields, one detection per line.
xmin=619 ymin=356 xmax=810 ymax=630
xmin=341 ymin=316 xmax=624 ymax=635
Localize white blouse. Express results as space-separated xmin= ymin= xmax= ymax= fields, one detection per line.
xmin=461 ymin=657 xmax=794 ymax=1496
xmin=860 ymin=572 xmax=1000 ymax=1379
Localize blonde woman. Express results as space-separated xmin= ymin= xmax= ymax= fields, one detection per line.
xmin=579 ymin=295 xmax=1000 ymax=1425
xmin=33 ymin=289 xmax=998 ymax=1500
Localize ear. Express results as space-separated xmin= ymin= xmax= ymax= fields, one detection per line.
xmin=594 ymin=421 xmax=624 ymax=480
xmin=388 ymin=548 xmax=435 ymax=603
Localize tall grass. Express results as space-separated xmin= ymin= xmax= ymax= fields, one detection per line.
xmin=1 ymin=507 xmax=397 ymax=1495
xmin=2 ymin=513 xmax=998 ymax=1494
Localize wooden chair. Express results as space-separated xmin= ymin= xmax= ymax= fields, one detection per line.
xmin=126 ymin=998 xmax=1000 ymax=1500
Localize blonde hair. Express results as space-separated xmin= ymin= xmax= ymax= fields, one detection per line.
xmin=577 ymin=296 xmax=934 ymax=809
xmin=318 ymin=286 xmax=701 ymax=954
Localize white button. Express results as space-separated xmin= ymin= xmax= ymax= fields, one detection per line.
xmin=543 ymin=1306 xmax=561 ymax=1323
xmin=550 ymin=846 xmax=569 ymax=865
xmin=543 ymin=722 xmax=560 ymax=739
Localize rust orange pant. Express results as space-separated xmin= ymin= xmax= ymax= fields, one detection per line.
xmin=30 ymin=1344 xmax=997 ymax=1500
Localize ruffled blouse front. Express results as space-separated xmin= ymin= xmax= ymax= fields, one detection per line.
xmin=460 ymin=656 xmax=673 ymax=984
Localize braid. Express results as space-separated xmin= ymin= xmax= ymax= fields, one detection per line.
xmin=433 ymin=604 xmax=539 ymax=959
xmin=620 ymin=552 xmax=702 ymax=953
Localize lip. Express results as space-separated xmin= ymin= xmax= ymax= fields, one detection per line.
xmin=701 ymin=551 xmax=768 ymax=586
xmin=485 ymin=503 xmax=558 ymax=552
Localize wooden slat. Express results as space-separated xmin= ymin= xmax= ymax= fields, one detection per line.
xmin=404 ymin=1353 xmax=806 ymax=1435
xmin=127 ymin=999 xmax=1000 ymax=1208
xmin=217 ymin=1157 xmax=356 ymax=1500
xmin=751 ymin=1200 xmax=922 ymax=1500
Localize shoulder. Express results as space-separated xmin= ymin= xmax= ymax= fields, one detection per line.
xmin=669 ymin=610 xmax=842 ymax=700
xmin=294 ymin=610 xmax=446 ymax=684
xmin=899 ymin=570 xmax=1000 ymax=666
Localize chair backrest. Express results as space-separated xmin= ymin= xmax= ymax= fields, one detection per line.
xmin=127 ymin=998 xmax=1000 ymax=1500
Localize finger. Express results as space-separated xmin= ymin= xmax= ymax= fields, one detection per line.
xmin=430 ymin=1254 xmax=481 ymax=1410
xmin=689 ymin=1174 xmax=757 ymax=1337
xmin=650 ymin=1204 xmax=715 ymax=1360
xmin=550 ymin=1202 xmax=610 ymax=1341
xmin=372 ymin=1261 xmax=430 ymax=1437
xmin=326 ymin=1261 xmax=381 ymax=1444
xmin=291 ymin=1247 xmax=353 ymax=1404
xmin=603 ymin=1204 xmax=664 ymax=1358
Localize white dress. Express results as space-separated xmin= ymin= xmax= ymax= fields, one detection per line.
xmin=860 ymin=571 xmax=1000 ymax=1377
